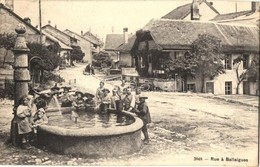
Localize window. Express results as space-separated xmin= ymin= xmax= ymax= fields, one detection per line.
xmin=174 ymin=52 xmax=178 ymax=59
xmin=243 ymin=54 xmax=249 ymax=69
xmin=225 ymin=81 xmax=232 ymax=95
xmin=224 ymin=54 xmax=232 ymax=70
xmin=187 ymin=84 xmax=196 ymax=92
xmin=148 ymin=55 xmax=152 ymax=63
xmin=140 ymin=56 xmax=145 ymax=68
xmin=206 ymin=82 xmax=214 ymax=94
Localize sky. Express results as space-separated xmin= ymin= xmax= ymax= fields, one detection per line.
xmin=3 ymin=0 xmax=253 ymax=41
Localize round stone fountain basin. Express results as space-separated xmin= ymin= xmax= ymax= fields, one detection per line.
xmin=37 ymin=107 xmax=143 ymax=157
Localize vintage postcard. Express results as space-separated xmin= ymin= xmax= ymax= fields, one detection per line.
xmin=0 ymin=0 xmax=259 ymax=166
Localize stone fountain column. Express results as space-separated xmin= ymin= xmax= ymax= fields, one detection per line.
xmin=10 ymin=24 xmax=30 ymax=146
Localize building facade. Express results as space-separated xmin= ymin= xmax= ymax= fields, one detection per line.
xmin=131 ymin=19 xmax=258 ymax=95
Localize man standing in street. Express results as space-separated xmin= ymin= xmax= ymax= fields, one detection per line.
xmin=135 ymin=95 xmax=151 ymax=144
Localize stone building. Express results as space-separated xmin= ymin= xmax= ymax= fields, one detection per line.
xmin=130 ymin=19 xmax=259 ymax=95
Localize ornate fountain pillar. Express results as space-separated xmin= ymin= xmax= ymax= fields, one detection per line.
xmin=12 ymin=24 xmax=30 ymax=106
xmin=10 ymin=24 xmax=30 ymax=146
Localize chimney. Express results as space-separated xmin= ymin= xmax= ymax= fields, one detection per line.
xmin=123 ymin=27 xmax=128 ymax=44
xmin=81 ymin=30 xmax=83 ymax=36
xmin=48 ymin=20 xmax=51 ymax=25
xmin=5 ymin=0 xmax=13 ymax=11
xmin=24 ymin=17 xmax=31 ymax=24
xmin=191 ymin=0 xmax=200 ymax=20
xmin=209 ymin=2 xmax=213 ymax=6
xmin=251 ymin=2 xmax=260 ymax=12
xmin=55 ymin=24 xmax=57 ymax=29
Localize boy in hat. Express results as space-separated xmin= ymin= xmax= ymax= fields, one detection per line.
xmin=84 ymin=93 xmax=96 ymax=109
xmin=135 ymin=95 xmax=151 ymax=144
xmin=73 ymin=91 xmax=85 ymax=108
xmin=60 ymin=86 xmax=73 ymax=107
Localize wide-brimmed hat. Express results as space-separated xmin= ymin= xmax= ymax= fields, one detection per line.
xmin=50 ymin=85 xmax=60 ymax=91
xmin=102 ymin=88 xmax=110 ymax=93
xmin=62 ymin=86 xmax=72 ymax=91
xmin=75 ymin=91 xmax=84 ymax=96
xmin=112 ymin=88 xmax=118 ymax=92
xmin=84 ymin=92 xmax=95 ymax=98
xmin=139 ymin=95 xmax=148 ymax=99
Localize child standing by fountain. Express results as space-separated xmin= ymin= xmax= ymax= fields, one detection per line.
xmin=135 ymin=95 xmax=151 ymax=144
xmin=110 ymin=88 xmax=120 ymax=110
xmin=32 ymin=100 xmax=48 ymax=133
xmin=16 ymin=96 xmax=33 ymax=149
xmin=99 ymin=89 xmax=111 ymax=112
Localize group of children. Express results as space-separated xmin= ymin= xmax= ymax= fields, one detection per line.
xmin=95 ymin=80 xmax=152 ymax=144
xmin=15 ymin=79 xmax=152 ymax=149
xmin=15 ymin=95 xmax=49 ymax=149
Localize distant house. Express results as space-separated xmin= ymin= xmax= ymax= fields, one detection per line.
xmin=43 ymin=31 xmax=72 ymax=68
xmin=131 ymin=19 xmax=259 ymax=95
xmin=211 ymin=2 xmax=260 ymax=26
xmin=64 ymin=29 xmax=93 ymax=63
xmin=104 ymin=28 xmax=133 ymax=68
xmin=162 ymin=0 xmax=220 ymax=21
xmin=83 ymin=31 xmax=103 ymax=54
xmin=42 ymin=24 xmax=79 ymax=65
xmin=115 ymin=35 xmax=136 ymax=68
xmin=0 ymin=3 xmax=58 ymax=88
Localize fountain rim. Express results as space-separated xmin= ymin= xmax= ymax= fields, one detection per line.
xmin=38 ymin=110 xmax=143 ymax=137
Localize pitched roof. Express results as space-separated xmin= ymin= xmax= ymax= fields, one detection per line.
xmin=0 ymin=3 xmax=40 ymax=34
xmin=104 ymin=34 xmax=128 ymax=50
xmin=141 ymin=19 xmax=258 ymax=52
xmin=64 ymin=29 xmax=90 ymax=43
xmin=83 ymin=31 xmax=103 ymax=45
xmin=115 ymin=35 xmax=136 ymax=52
xmin=211 ymin=10 xmax=253 ymax=21
xmin=162 ymin=0 xmax=219 ymax=20
xmin=43 ymin=31 xmax=72 ymax=50
xmin=42 ymin=24 xmax=78 ymax=43
xmin=0 ymin=3 xmax=57 ymax=45
xmin=162 ymin=3 xmax=191 ymax=20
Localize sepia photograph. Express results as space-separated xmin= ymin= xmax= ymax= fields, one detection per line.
xmin=0 ymin=0 xmax=259 ymax=166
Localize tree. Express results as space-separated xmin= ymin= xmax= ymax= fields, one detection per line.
xmin=0 ymin=33 xmax=16 ymax=66
xmin=93 ymin=51 xmax=112 ymax=68
xmin=233 ymin=55 xmax=259 ymax=94
xmin=70 ymin=45 xmax=85 ymax=65
xmin=163 ymin=51 xmax=197 ymax=91
xmin=27 ymin=42 xmax=61 ymax=71
xmin=191 ymin=34 xmax=225 ymax=92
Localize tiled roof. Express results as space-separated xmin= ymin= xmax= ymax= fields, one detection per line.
xmin=211 ymin=10 xmax=253 ymax=21
xmin=83 ymin=31 xmax=103 ymax=45
xmin=104 ymin=34 xmax=132 ymax=51
xmin=162 ymin=3 xmax=191 ymax=20
xmin=162 ymin=0 xmax=219 ymax=20
xmin=141 ymin=19 xmax=258 ymax=52
xmin=115 ymin=35 xmax=136 ymax=52
xmin=0 ymin=3 xmax=57 ymax=45
xmin=43 ymin=31 xmax=72 ymax=50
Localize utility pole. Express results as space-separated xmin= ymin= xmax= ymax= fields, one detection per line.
xmin=39 ymin=0 xmax=42 ymax=44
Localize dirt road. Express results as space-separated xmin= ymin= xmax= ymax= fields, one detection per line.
xmin=0 ymin=64 xmax=258 ymax=166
